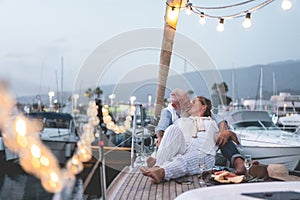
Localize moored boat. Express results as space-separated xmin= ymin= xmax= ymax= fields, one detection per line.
xmin=224 ymin=110 xmax=300 ymax=170
xmin=26 ymin=112 xmax=79 ymax=163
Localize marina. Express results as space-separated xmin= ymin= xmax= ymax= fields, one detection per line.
xmin=1 ymin=0 xmax=300 ymax=199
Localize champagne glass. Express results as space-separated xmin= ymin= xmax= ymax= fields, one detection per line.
xmin=198 ymin=163 xmax=206 ymax=187
xmin=244 ymin=155 xmax=252 ymax=180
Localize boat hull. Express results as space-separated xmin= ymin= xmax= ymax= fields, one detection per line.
xmin=237 ymin=145 xmax=300 ymax=170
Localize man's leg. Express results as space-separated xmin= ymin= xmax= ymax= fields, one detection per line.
xmin=155 ymin=125 xmax=185 ymax=166
xmin=219 ymin=140 xmax=246 ymax=175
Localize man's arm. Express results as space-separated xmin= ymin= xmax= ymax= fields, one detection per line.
xmin=155 ymin=109 xmax=172 ymax=147
xmin=212 ymin=113 xmax=240 ymax=146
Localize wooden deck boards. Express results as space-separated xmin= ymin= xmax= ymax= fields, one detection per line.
xmin=106 ymin=166 xmax=204 ymax=200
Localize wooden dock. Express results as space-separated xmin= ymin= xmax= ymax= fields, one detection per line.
xmin=106 ymin=166 xmax=205 ymax=200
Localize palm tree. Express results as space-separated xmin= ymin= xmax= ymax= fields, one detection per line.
xmin=84 ymin=88 xmax=93 ymax=100
xmin=94 ymin=86 xmax=103 ymax=99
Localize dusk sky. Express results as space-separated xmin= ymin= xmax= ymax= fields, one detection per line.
xmin=0 ymin=0 xmax=299 ymax=98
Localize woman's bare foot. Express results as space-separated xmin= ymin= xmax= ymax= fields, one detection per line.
xmin=146 ymin=157 xmax=156 ymax=168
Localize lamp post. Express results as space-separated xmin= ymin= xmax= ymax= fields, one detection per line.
xmin=130 ymin=96 xmax=136 ymax=106
xmin=109 ymin=94 xmax=116 ymax=107
xmin=73 ymin=93 xmax=79 ymax=114
xmin=148 ymin=94 xmax=152 ymax=108
xmin=48 ymin=91 xmax=55 ymax=111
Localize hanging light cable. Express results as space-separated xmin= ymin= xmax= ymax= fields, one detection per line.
xmin=217 ymin=18 xmax=224 ymax=32
xmin=281 ymin=0 xmax=292 ymax=10
xmin=242 ymin=13 xmax=252 ymax=28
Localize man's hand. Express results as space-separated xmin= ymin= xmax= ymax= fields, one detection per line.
xmin=216 ymin=129 xmax=240 ymax=146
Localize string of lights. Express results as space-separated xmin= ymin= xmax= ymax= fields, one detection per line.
xmin=166 ymin=0 xmax=292 ymax=31
xmin=0 ymin=84 xmax=100 ymax=193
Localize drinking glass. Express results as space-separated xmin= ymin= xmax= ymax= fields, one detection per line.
xmin=244 ymin=155 xmax=252 ymax=179
xmin=198 ymin=163 xmax=206 ymax=187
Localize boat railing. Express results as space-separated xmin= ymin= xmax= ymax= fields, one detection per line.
xmin=131 ymin=104 xmax=148 ymax=168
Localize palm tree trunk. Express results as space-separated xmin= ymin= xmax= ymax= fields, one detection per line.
xmin=154 ymin=0 xmax=184 ymax=119
xmin=154 ymin=23 xmax=176 ymax=118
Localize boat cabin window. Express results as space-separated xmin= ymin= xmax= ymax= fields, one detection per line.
xmin=233 ymin=121 xmax=264 ymax=130
xmin=44 ymin=118 xmax=70 ymax=129
xmin=260 ymin=121 xmax=279 ymax=130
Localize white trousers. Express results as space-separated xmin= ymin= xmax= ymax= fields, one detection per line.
xmin=155 ymin=124 xmax=215 ymax=181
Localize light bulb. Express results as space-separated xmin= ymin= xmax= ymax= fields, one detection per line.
xmin=281 ymin=0 xmax=292 ymax=10
xmin=199 ymin=12 xmax=206 ymax=25
xmin=31 ymin=144 xmax=41 ymax=158
xmin=243 ymin=13 xmax=252 ymax=28
xmin=217 ymin=18 xmax=224 ymax=32
xmin=15 ymin=117 xmax=27 ymax=136
xmin=186 ymin=3 xmax=192 ymax=15
xmin=167 ymin=7 xmax=178 ymax=22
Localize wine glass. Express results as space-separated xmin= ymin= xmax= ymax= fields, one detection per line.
xmin=244 ymin=155 xmax=252 ymax=180
xmin=198 ymin=163 xmax=206 ymax=187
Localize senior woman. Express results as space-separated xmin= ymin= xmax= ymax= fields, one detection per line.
xmin=141 ymin=96 xmax=219 ymax=183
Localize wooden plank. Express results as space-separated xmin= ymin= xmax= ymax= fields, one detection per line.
xmin=127 ymin=169 xmax=144 ymax=199
xmin=106 ymin=167 xmax=131 ymax=199
xmin=175 ymin=180 xmax=183 ymax=197
xmin=107 ymin=167 xmax=206 ymax=200
xmin=156 ymin=181 xmax=164 ymax=200
xmin=110 ymin=168 xmax=134 ymax=199
xmin=135 ymin=171 xmax=148 ymax=199
xmin=148 ymin=183 xmax=157 ymax=200
xmin=163 ymin=180 xmax=171 ymax=200
xmin=141 ymin=176 xmax=152 ymax=199
xmin=181 ymin=179 xmax=189 ymax=193
xmin=122 ymin=168 xmax=140 ymax=199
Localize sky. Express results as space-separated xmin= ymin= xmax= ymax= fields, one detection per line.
xmin=0 ymin=0 xmax=299 ymax=98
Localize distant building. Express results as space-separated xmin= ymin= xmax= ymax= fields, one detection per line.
xmin=270 ymin=92 xmax=300 ymax=116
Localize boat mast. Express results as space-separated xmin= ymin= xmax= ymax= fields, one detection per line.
xmin=259 ymin=67 xmax=263 ymax=110
xmin=61 ymin=56 xmax=64 ymax=107
xmin=232 ymin=70 xmax=236 ymax=104
xmin=272 ymin=72 xmax=277 ymax=96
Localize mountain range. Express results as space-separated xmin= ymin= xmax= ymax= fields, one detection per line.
xmin=17 ymin=60 xmax=300 ymax=106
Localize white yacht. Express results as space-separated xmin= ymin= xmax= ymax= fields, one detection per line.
xmin=270 ymin=92 xmax=300 ymax=131
xmin=224 ymin=110 xmax=300 ymax=171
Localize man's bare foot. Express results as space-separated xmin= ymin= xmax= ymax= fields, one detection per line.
xmin=140 ymin=166 xmax=150 ymax=176
xmin=234 ymin=157 xmax=246 ymax=175
xmin=146 ymin=157 xmax=156 ymax=168
xmin=140 ymin=166 xmax=165 ymax=184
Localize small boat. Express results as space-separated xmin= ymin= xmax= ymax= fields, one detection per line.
xmin=224 ymin=110 xmax=300 ymax=171
xmin=26 ymin=112 xmax=79 ymax=163
xmin=277 ymin=113 xmax=300 ymax=132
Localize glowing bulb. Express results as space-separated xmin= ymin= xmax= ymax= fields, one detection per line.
xmin=31 ymin=144 xmax=41 ymax=158
xmin=186 ymin=3 xmax=192 ymax=15
xmin=15 ymin=117 xmax=27 ymax=136
xmin=50 ymin=171 xmax=59 ymax=182
xmin=281 ymin=0 xmax=292 ymax=10
xmin=217 ymin=18 xmax=224 ymax=32
xmin=199 ymin=12 xmax=206 ymax=25
xmin=40 ymin=155 xmax=50 ymax=166
xmin=168 ymin=7 xmax=177 ymax=20
xmin=243 ymin=13 xmax=252 ymax=28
